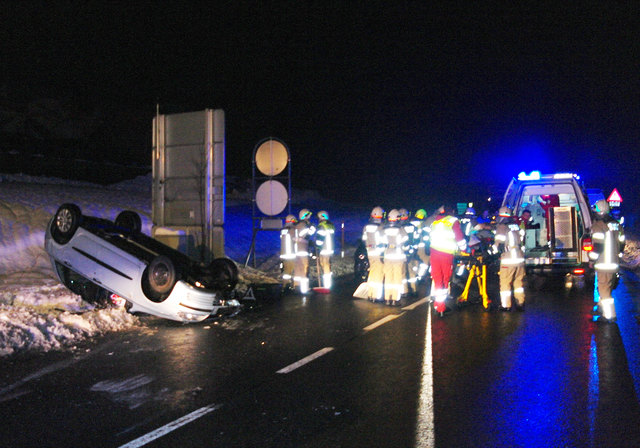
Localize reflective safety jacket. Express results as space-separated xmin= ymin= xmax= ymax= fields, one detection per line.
xmin=401 ymin=222 xmax=416 ymax=254
xmin=363 ymin=221 xmax=384 ymax=257
xmin=429 ymin=214 xmax=466 ymax=254
xmin=494 ymin=220 xmax=524 ymax=265
xmin=590 ymin=215 xmax=625 ymax=271
xmin=460 ymin=216 xmax=477 ymax=237
xmin=316 ymin=220 xmax=335 ymax=256
xmin=294 ymin=220 xmax=316 ymax=256
xmin=382 ymin=223 xmax=409 ymax=261
xmin=280 ymin=224 xmax=297 ymax=260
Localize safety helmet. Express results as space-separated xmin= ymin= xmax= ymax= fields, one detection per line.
xmin=285 ymin=214 xmax=297 ymax=224
xmin=465 ymin=207 xmax=476 ymax=216
xmin=414 ymin=208 xmax=427 ymax=220
xmin=398 ymin=208 xmax=409 ymax=221
xmin=594 ymin=199 xmax=610 ymax=215
xmin=388 ymin=209 xmax=400 ymax=222
xmin=498 ymin=206 xmax=512 ymax=217
xmin=317 ymin=210 xmax=329 ymax=221
xmin=371 ymin=206 xmax=385 ymax=220
xmin=299 ymin=209 xmax=312 ymax=221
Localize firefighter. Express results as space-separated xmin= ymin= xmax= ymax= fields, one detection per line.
xmin=399 ymin=208 xmax=418 ymax=296
xmin=460 ymin=206 xmax=478 ymax=238
xmin=412 ymin=208 xmax=430 ymax=281
xmin=280 ymin=214 xmax=298 ymax=290
xmin=590 ymin=199 xmax=625 ymax=322
xmin=315 ymin=210 xmax=335 ymax=289
xmin=429 ymin=205 xmax=467 ymax=314
xmin=493 ymin=206 xmax=526 ymax=311
xmin=362 ymin=206 xmax=385 ymax=301
xmin=293 ymin=208 xmax=316 ymax=294
xmin=382 ymin=209 xmax=409 ymax=305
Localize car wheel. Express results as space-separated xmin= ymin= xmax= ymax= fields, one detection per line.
xmin=147 ymin=255 xmax=177 ymax=296
xmin=207 ymin=258 xmax=239 ymax=291
xmin=51 ymin=203 xmax=82 ymax=244
xmin=115 ymin=210 xmax=142 ymax=234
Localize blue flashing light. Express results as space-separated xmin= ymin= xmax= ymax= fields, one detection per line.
xmin=518 ymin=171 xmax=541 ymax=181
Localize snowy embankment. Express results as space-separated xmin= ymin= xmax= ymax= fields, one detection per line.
xmin=0 ymin=174 xmax=367 ymax=357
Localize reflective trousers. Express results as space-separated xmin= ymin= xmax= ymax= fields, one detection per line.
xmin=281 ymin=258 xmax=295 ymax=284
xmin=430 ymin=249 xmax=454 ymax=299
xmin=499 ymin=263 xmax=525 ymax=308
xmin=318 ymin=254 xmax=332 ymax=288
xmin=294 ymin=255 xmax=310 ymax=294
xmin=383 ymin=258 xmax=405 ymax=302
xmin=367 ymin=255 xmax=384 ymax=300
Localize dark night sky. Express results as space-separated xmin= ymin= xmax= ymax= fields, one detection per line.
xmin=1 ymin=2 xmax=639 ymax=210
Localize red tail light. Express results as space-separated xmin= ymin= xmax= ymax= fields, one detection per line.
xmin=582 ymin=237 xmax=593 ymax=252
xmin=573 ymin=268 xmax=585 ymax=275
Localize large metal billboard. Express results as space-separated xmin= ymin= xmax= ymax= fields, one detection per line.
xmin=152 ymin=109 xmax=225 ymax=262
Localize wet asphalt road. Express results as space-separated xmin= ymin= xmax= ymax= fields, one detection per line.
xmin=1 ymin=272 xmax=639 ymax=447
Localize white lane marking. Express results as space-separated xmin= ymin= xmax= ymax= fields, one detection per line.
xmin=118 ymin=403 xmax=222 ymax=448
xmin=415 ymin=306 xmax=435 ymax=447
xmin=402 ymin=297 xmax=429 ymax=311
xmin=276 ymin=347 xmax=335 ymax=374
xmin=363 ymin=312 xmax=404 ymax=332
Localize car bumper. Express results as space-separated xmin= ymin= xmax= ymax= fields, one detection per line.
xmin=128 ymin=281 xmax=240 ymax=323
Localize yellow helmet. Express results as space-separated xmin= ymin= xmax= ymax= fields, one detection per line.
xmin=414 ymin=209 xmax=426 ymax=220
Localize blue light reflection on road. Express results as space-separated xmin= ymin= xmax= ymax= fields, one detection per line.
xmin=473 ymin=308 xmax=594 ymax=448
xmin=588 ymin=334 xmax=599 ymax=448
xmin=615 ymin=271 xmax=640 ymax=403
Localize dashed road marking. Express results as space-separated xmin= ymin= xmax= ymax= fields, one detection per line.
xmin=277 ymin=347 xmax=335 ymax=374
xmin=402 ymin=297 xmax=429 ymax=311
xmin=118 ymin=403 xmax=222 ymax=448
xmin=363 ymin=312 xmax=404 ymax=331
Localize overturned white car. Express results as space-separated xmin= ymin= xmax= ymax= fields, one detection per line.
xmin=44 ymin=203 xmax=239 ymax=323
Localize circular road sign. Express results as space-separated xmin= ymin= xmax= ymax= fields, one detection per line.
xmin=256 ymin=179 xmax=288 ymax=216
xmin=255 ymin=139 xmax=289 ymax=176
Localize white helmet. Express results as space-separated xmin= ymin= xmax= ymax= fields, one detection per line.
xmin=398 ymin=208 xmax=409 ymax=221
xmin=317 ymin=210 xmax=329 ymax=221
xmin=371 ymin=206 xmax=385 ymax=220
xmin=285 ymin=214 xmax=297 ymax=224
xmin=594 ymin=199 xmax=610 ymax=215
xmin=498 ymin=206 xmax=512 ymax=217
xmin=388 ymin=209 xmax=400 ymax=222
xmin=299 ymin=209 xmax=312 ymax=221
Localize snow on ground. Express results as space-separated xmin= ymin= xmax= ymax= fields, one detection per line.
xmin=0 ymin=173 xmax=368 ymax=357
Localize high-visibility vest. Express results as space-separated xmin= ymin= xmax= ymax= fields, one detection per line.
xmin=316 ymin=220 xmax=335 ymax=256
xmin=591 ymin=218 xmax=624 ymax=271
xmin=280 ymin=225 xmax=296 ymax=260
xmin=363 ymin=222 xmax=384 ymax=256
xmin=430 ymin=216 xmax=460 ymax=254
xmin=495 ymin=222 xmax=524 ymax=265
xmin=383 ymin=224 xmax=408 ymax=260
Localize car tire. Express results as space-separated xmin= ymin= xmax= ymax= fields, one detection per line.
xmin=51 ymin=203 xmax=82 ymax=244
xmin=147 ymin=255 xmax=177 ymax=296
xmin=115 ymin=210 xmax=142 ymax=234
xmin=207 ymin=258 xmax=239 ymax=291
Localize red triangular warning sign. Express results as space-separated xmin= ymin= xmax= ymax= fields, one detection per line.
xmin=607 ymin=188 xmax=623 ymax=203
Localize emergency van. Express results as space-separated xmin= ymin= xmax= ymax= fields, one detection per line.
xmin=501 ymin=172 xmax=593 ymax=282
